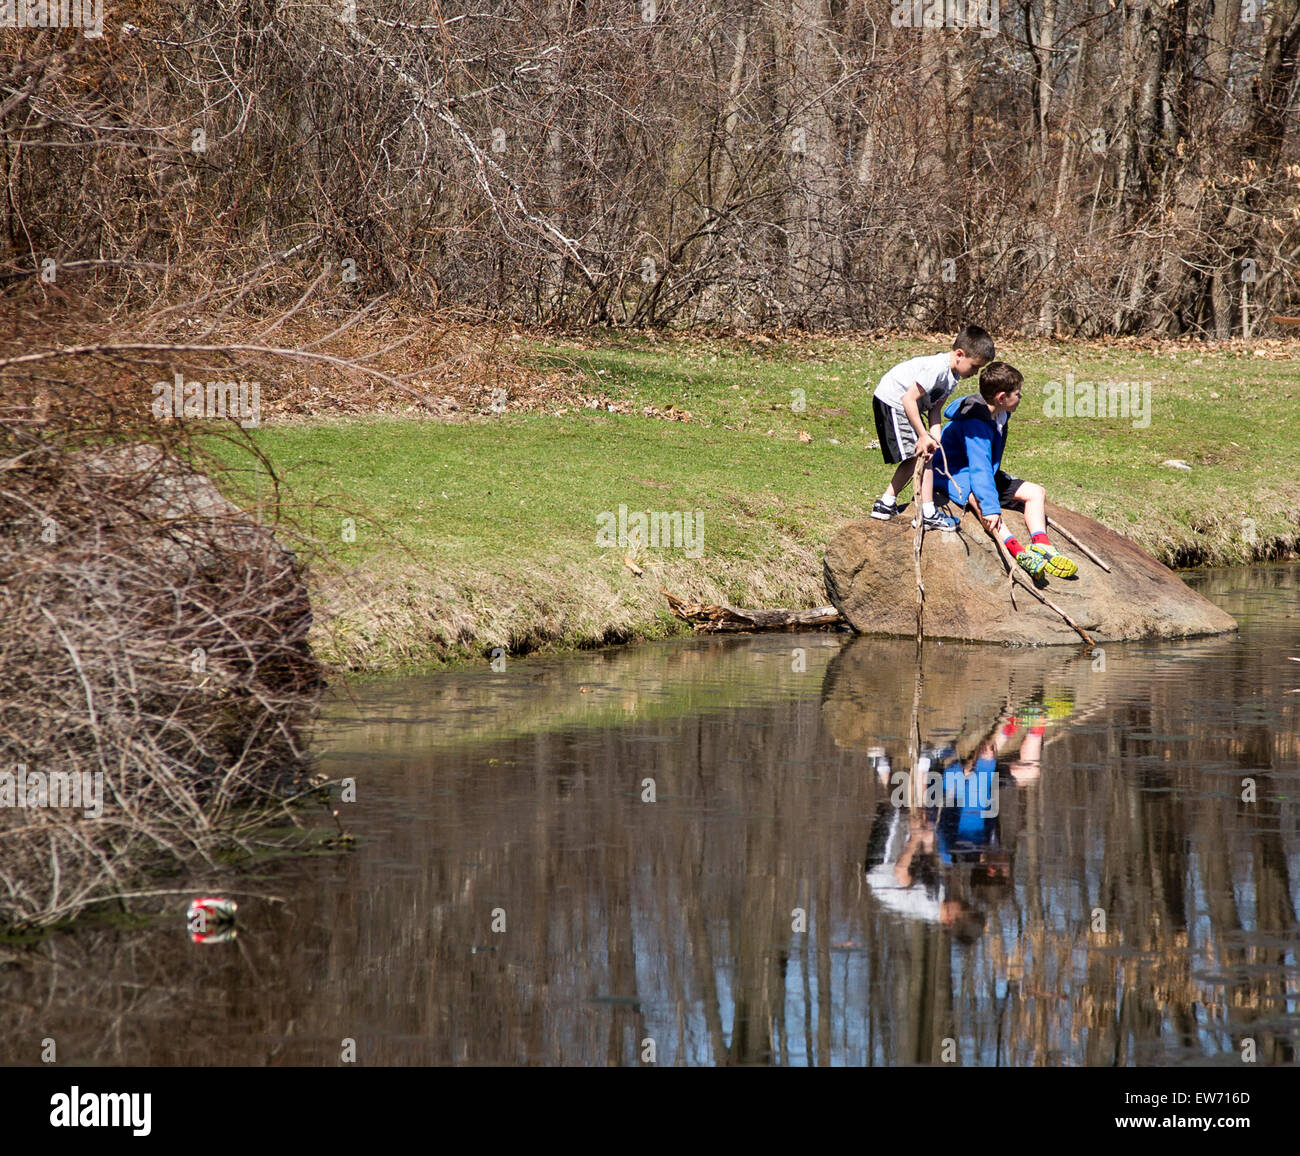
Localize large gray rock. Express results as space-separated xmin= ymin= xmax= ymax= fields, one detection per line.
xmin=823 ymin=501 xmax=1237 ymax=644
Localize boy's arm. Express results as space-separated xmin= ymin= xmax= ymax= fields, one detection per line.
xmin=927 ymin=400 xmax=944 ymax=439
xmin=901 ymin=383 xmax=937 ymax=455
xmin=964 ymin=424 xmax=1002 ymax=517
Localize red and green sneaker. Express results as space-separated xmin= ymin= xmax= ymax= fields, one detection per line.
xmin=1016 ymin=548 xmax=1048 ymax=579
xmin=1030 ymin=543 xmax=1078 ymax=578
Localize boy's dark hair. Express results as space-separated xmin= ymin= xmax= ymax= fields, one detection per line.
xmin=978 ymin=361 xmax=1023 ymax=402
xmin=948 ymin=906 xmax=987 ymax=945
xmin=954 ymin=324 xmax=995 ymax=363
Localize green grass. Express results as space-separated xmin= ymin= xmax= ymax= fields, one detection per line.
xmin=209 ymin=333 xmax=1300 ymax=672
xmin=227 ymin=414 xmax=844 ymax=563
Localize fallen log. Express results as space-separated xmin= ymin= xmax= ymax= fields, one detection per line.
xmin=661 ymin=588 xmax=844 ymax=633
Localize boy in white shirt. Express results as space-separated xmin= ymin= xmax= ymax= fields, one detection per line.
xmin=870 ymin=324 xmax=994 ymax=530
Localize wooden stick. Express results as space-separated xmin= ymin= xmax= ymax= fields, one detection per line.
xmin=660 ymin=589 xmax=843 ymax=632
xmin=967 ymin=495 xmax=1096 ymax=646
xmin=961 ymin=499 xmax=1017 ymax=609
xmin=1046 ymin=515 xmax=1111 ymax=573
xmin=907 ymin=662 xmax=925 ymax=810
xmin=912 ymin=453 xmax=926 ymax=646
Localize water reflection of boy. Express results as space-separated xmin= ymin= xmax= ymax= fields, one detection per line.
xmin=936 ymin=751 xmax=999 ymax=867
xmin=937 ymin=718 xmax=1047 ymax=899
xmin=863 ymin=770 xmax=986 ymax=939
xmin=1003 ymin=713 xmax=1047 ymax=783
xmin=933 ymin=754 xmax=1009 ymax=941
xmin=864 ymin=804 xmax=944 ymax=923
xmin=863 ymin=808 xmax=986 ymax=941
xmin=863 ymin=695 xmax=1063 ymax=937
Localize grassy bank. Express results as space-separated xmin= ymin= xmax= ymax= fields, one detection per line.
xmin=213 ymin=332 xmax=1300 ymax=672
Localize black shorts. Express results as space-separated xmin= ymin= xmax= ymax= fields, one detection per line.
xmin=872 ymin=396 xmax=917 ymax=465
xmin=994 ymin=471 xmax=1026 ymax=508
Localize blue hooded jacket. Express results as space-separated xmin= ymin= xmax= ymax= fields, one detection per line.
xmin=934 ymin=392 xmax=1011 ymax=517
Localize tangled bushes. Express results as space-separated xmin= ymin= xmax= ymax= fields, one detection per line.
xmin=8 ymin=2 xmax=1300 ymax=334
xmin=0 ymin=394 xmax=325 ymax=928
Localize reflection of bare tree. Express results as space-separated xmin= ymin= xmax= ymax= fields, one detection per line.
xmin=2 ymin=594 xmax=1298 ymax=1065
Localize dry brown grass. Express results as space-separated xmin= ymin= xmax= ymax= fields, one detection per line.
xmin=312 ymin=531 xmax=829 ymax=672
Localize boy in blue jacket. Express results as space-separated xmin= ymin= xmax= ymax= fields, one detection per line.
xmin=934 ymin=362 xmax=1078 ymax=580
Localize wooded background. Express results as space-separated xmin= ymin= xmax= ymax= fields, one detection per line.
xmin=6 ymin=0 xmax=1300 ymax=335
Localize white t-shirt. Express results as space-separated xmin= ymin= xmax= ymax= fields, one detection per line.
xmin=873 ymin=352 xmax=958 ymax=414
xmin=865 ymin=810 xmax=943 ymax=923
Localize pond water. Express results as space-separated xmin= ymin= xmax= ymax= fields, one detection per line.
xmin=3 ymin=564 xmax=1298 ymax=1067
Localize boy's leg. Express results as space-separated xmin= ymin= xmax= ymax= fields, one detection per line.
xmin=1010 ymin=481 xmax=1046 ymax=536
xmin=915 ymin=457 xmax=960 ymax=531
xmin=1010 ymin=724 xmax=1044 ymax=783
xmin=921 ymin=402 xmax=942 ymax=516
xmin=871 ymin=398 xmax=917 ymax=517
xmin=872 ymin=457 xmax=915 ymax=518
xmin=983 ymin=479 xmax=1046 ymax=579
xmin=868 ymin=400 xmax=920 ymax=517
xmin=883 ymin=457 xmax=915 ymax=502
xmin=1008 ymin=480 xmax=1078 ymax=578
